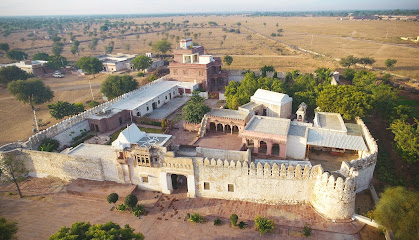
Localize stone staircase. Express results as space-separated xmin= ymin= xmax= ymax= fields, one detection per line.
xmin=198 ymin=114 xmax=208 ymax=138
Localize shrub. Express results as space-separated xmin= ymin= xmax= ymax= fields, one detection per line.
xmin=147 ymin=74 xmax=157 ymax=82
xmin=124 ymin=194 xmax=138 ymax=209
xmin=214 ymin=218 xmax=222 ymax=226
xmin=38 ymin=138 xmax=60 ymax=152
xmin=303 ymin=224 xmax=312 ymax=236
xmin=87 ymin=100 xmax=100 ymax=108
xmin=230 ymin=214 xmax=238 ymax=226
xmin=116 ymin=203 xmax=127 ymax=211
xmin=238 ymin=221 xmax=248 ymax=229
xmin=107 ymin=193 xmax=118 ymax=205
xmin=189 ymin=212 xmax=204 ymax=223
xmin=254 ymin=215 xmax=274 ymax=235
xmin=343 ymin=68 xmax=356 ymax=82
xmin=132 ymin=204 xmax=145 ymax=217
xmin=161 ymin=118 xmax=168 ymax=129
xmin=137 ymin=72 xmax=145 ymax=77
xmin=186 ymin=213 xmax=191 ymax=219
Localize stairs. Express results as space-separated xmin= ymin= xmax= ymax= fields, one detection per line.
xmin=198 ymin=114 xmax=208 ymax=138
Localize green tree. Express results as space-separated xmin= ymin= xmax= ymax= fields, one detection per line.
xmin=47 ymin=55 xmax=68 ymax=70
xmin=75 ymin=56 xmax=103 ymax=78
xmin=33 ymin=52 xmax=49 ymax=61
xmin=105 ymin=41 xmax=114 ymax=54
xmin=343 ymin=68 xmax=356 ymax=82
xmin=88 ymin=38 xmax=99 ymax=52
xmin=352 ymin=69 xmax=377 ymax=87
xmin=385 ymin=58 xmax=397 ymax=70
xmin=223 ymin=55 xmax=233 ymax=70
xmin=100 ymin=75 xmax=138 ymax=99
xmin=48 ymin=101 xmax=84 ymax=119
xmin=0 ymin=153 xmax=27 ymax=198
xmin=49 ymin=221 xmax=144 ymax=240
xmin=254 ymin=215 xmax=275 ymax=235
xmin=8 ymin=79 xmax=54 ymax=131
xmin=124 ymin=194 xmax=138 ymax=209
xmin=0 ymin=43 xmax=10 ymax=53
xmin=229 ymin=214 xmax=238 ymax=226
xmin=6 ymin=49 xmax=28 ymax=61
xmin=390 ymin=119 xmax=419 ymax=164
xmin=0 ymin=217 xmax=18 ymax=240
xmin=374 ymin=187 xmax=419 ymax=240
xmin=152 ymin=39 xmax=172 ymax=57
xmin=51 ymin=42 xmax=64 ymax=56
xmin=107 ymin=192 xmax=119 ymax=206
xmin=339 ymin=55 xmax=358 ymax=68
xmin=0 ymin=66 xmax=31 ymax=85
xmin=316 ymin=85 xmax=373 ymax=120
xmin=132 ymin=55 xmax=153 ymax=72
xmin=182 ymin=93 xmax=210 ymax=124
xmin=358 ymin=57 xmax=376 ymax=68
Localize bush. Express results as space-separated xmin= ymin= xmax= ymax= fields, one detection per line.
xmin=147 ymin=74 xmax=157 ymax=82
xmin=107 ymin=193 xmax=118 ymax=205
xmin=230 ymin=214 xmax=238 ymax=226
xmin=189 ymin=212 xmax=204 ymax=223
xmin=38 ymin=138 xmax=60 ymax=152
xmin=137 ymin=72 xmax=145 ymax=77
xmin=254 ymin=215 xmax=274 ymax=235
xmin=161 ymin=118 xmax=168 ymax=129
xmin=87 ymin=100 xmax=100 ymax=108
xmin=124 ymin=194 xmax=138 ymax=209
xmin=238 ymin=221 xmax=248 ymax=229
xmin=343 ymin=68 xmax=356 ymax=82
xmin=116 ymin=203 xmax=127 ymax=211
xmin=132 ymin=204 xmax=145 ymax=217
xmin=214 ymin=218 xmax=222 ymax=226
xmin=303 ymin=224 xmax=312 ymax=236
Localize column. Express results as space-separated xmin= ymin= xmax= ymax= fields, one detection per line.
xmin=231 ymin=125 xmax=233 ymax=134
xmin=160 ymin=172 xmax=172 ymax=194
xmin=254 ymin=139 xmax=259 ymax=154
xmin=187 ymin=174 xmax=196 ymax=198
xmin=279 ymin=143 xmax=287 ymax=159
xmin=215 ymin=123 xmax=218 ymax=132
xmin=266 ymin=141 xmax=273 ymax=155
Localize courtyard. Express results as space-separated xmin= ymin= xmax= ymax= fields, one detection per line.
xmin=195 ymin=131 xmax=243 ymax=150
xmin=0 ymin=177 xmax=370 ymax=240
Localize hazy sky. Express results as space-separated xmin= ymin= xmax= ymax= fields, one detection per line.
xmin=0 ymin=0 xmax=418 ymax=16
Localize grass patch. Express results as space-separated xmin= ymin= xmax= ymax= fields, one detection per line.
xmin=396 ymin=98 xmax=419 ymax=106
xmin=108 ymin=126 xmax=164 ymax=144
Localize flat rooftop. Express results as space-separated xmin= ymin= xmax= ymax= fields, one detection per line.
xmin=208 ymin=109 xmax=248 ymax=120
xmin=67 ymin=144 xmax=115 ymax=160
xmin=316 ymin=112 xmax=347 ymax=132
xmin=307 ymin=128 xmax=368 ymax=151
xmin=88 ymin=108 xmax=121 ymax=120
xmin=288 ymin=124 xmax=308 ymax=137
xmin=136 ymin=134 xmax=171 ymax=147
xmin=244 ymin=116 xmax=290 ymax=136
xmin=239 ymin=102 xmax=262 ymax=111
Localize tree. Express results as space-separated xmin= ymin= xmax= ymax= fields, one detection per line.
xmin=0 ymin=217 xmax=18 ymax=240
xmin=374 ymin=187 xmax=419 ymax=240
xmin=33 ymin=52 xmax=49 ymax=61
xmin=49 ymin=221 xmax=144 ymax=240
xmin=0 ymin=66 xmax=30 ymax=85
xmin=152 ymin=39 xmax=172 ymax=57
xmin=390 ymin=119 xmax=419 ymax=164
xmin=352 ymin=69 xmax=377 ymax=87
xmin=223 ymin=55 xmax=233 ymax=70
xmin=339 ymin=55 xmax=358 ymax=68
xmin=358 ymin=57 xmax=376 ymax=68
xmin=254 ymin=215 xmax=275 ymax=235
xmin=100 ymin=75 xmax=138 ymax=99
xmin=8 ymin=79 xmax=54 ymax=131
xmin=182 ymin=93 xmax=210 ymax=124
xmin=0 ymin=153 xmax=27 ymax=198
xmin=343 ymin=68 xmax=356 ymax=82
xmin=107 ymin=193 xmax=119 ymax=206
xmin=0 ymin=43 xmax=10 ymax=53
xmin=385 ymin=58 xmax=397 ymax=70
xmin=51 ymin=42 xmax=64 ymax=56
xmin=105 ymin=41 xmax=114 ymax=54
xmin=47 ymin=55 xmax=68 ymax=70
xmin=132 ymin=55 xmax=153 ymax=72
xmin=316 ymin=85 xmax=373 ymax=120
xmin=229 ymin=214 xmax=238 ymax=226
xmin=88 ymin=38 xmax=99 ymax=52
xmin=48 ymin=101 xmax=84 ymax=120
xmin=75 ymin=56 xmax=103 ymax=78
xmin=6 ymin=49 xmax=28 ymax=61
xmin=124 ymin=194 xmax=138 ymax=209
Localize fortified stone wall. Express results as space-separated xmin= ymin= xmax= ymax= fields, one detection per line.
xmin=196 ymin=147 xmax=251 ymax=162
xmin=53 ymin=120 xmax=90 ymax=147
xmin=194 ymin=158 xmax=356 ymax=220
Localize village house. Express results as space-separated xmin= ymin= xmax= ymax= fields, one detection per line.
xmin=97 ymin=53 xmax=164 ymax=73
xmin=0 ymin=60 xmax=52 ymax=76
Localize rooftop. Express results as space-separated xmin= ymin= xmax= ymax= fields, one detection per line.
xmin=112 ymin=124 xmax=172 ymax=150
xmin=288 ymin=124 xmax=308 ymax=137
xmin=136 ymin=134 xmax=172 ymax=147
xmin=315 ymin=112 xmax=347 ymax=132
xmin=67 ymin=144 xmax=115 ymax=160
xmin=307 ymin=128 xmax=368 ymax=151
xmin=250 ymin=89 xmax=292 ymax=106
xmin=244 ymin=116 xmax=290 ymax=136
xmin=239 ymin=102 xmax=262 ymax=111
xmin=208 ymin=109 xmax=248 ymax=120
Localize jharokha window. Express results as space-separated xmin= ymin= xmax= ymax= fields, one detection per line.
xmin=135 ymin=154 xmax=151 ymax=167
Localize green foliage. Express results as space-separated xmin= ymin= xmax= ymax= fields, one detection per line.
xmin=33 ymin=52 xmax=49 ymax=61
xmin=147 ymin=74 xmax=157 ymax=82
xmin=189 ymin=212 xmax=204 ymax=223
xmin=339 ymin=55 xmax=358 ymax=68
xmin=254 ymin=215 xmax=275 ymax=235
xmin=88 ymin=38 xmax=99 ymax=51
xmin=182 ymin=93 xmax=210 ymax=124
xmin=100 ymin=74 xmax=138 ymax=99
xmin=358 ymin=57 xmax=376 ymax=68
xmin=49 ymin=221 xmax=144 ymax=240
xmin=107 ymin=193 xmax=118 ymax=204
xmin=374 ymin=187 xmax=419 ymax=240
xmin=375 ymin=149 xmax=407 ymax=187
xmin=51 ymin=42 xmax=64 ymax=56
xmin=8 ymin=78 xmax=54 ymax=106
xmin=238 ymin=221 xmax=248 ymax=229
xmin=223 ymin=55 xmax=233 ymax=67
xmin=343 ymin=68 xmax=356 ymax=82
xmin=214 ymin=218 xmax=222 ymax=226
xmin=152 ymin=39 xmax=172 ymax=55
xmin=6 ymin=49 xmax=28 ymax=61
xmin=352 ymin=69 xmax=377 ymax=87
xmin=86 ymin=100 xmax=100 ymax=108
xmin=303 ymin=224 xmax=312 ymax=236
xmin=124 ymin=194 xmax=138 ymax=209
xmin=47 ymin=55 xmax=68 ymax=70
xmin=132 ymin=55 xmax=153 ymax=71
xmin=229 ymin=214 xmax=238 ymax=226
xmin=316 ymin=85 xmax=373 ymax=120
xmin=385 ymin=58 xmax=397 ymax=70
xmin=48 ymin=101 xmax=84 ymax=119
xmin=0 ymin=66 xmax=31 ymax=85
xmin=390 ymin=119 xmax=419 ymax=164
xmin=75 ymin=56 xmax=103 ymax=77
xmin=116 ymin=203 xmax=127 ymax=211
xmin=132 ymin=204 xmax=145 ymax=217
xmin=38 ymin=138 xmax=60 ymax=152
xmin=137 ymin=72 xmax=145 ymax=77
xmin=0 ymin=43 xmax=10 ymax=52
xmin=0 ymin=154 xmax=28 ymax=198
xmin=0 ymin=217 xmax=18 ymax=240
xmin=161 ymin=118 xmax=168 ymax=129
xmin=261 ymin=65 xmax=275 ymax=77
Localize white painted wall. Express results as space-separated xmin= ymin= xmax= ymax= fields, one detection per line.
xmin=286 ymin=135 xmax=307 ymax=160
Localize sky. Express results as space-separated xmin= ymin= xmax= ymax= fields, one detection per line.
xmin=0 ymin=0 xmax=418 ymax=16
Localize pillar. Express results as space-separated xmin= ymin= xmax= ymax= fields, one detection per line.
xmin=266 ymin=141 xmax=273 ymax=155
xmin=279 ymin=143 xmax=287 ymax=159
xmin=231 ymin=125 xmax=233 ymax=134
xmin=160 ymin=172 xmax=173 ymax=194
xmin=254 ymin=139 xmax=259 ymax=153
xmin=215 ymin=123 xmax=218 ymax=132
xmin=187 ymin=174 xmax=196 ymax=198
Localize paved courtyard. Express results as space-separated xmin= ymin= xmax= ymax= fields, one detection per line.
xmin=0 ymin=178 xmax=365 ymax=240
xmin=146 ymin=96 xmax=190 ymax=120
xmin=195 ymin=131 xmax=243 ymax=150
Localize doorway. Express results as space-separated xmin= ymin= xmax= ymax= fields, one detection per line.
xmin=170 ymin=174 xmax=187 ymax=194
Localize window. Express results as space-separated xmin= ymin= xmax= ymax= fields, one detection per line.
xmin=204 ymin=182 xmax=210 ymax=190
xmin=173 ymin=69 xmax=178 ymax=75
xmin=136 ymin=112 xmax=140 ymax=117
xmin=158 ymin=100 xmax=160 ymax=104
xmin=147 ymin=107 xmax=149 ymax=111
xmin=228 ymin=184 xmax=234 ymax=192
xmin=165 ymin=96 xmax=167 ymax=100
xmin=199 ymin=70 xmax=203 ymax=76
xmin=142 ymin=176 xmax=149 ymax=183
xmin=183 ymin=70 xmax=187 ymax=75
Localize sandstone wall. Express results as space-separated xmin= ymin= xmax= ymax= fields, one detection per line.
xmin=196 ymin=147 xmax=251 ymax=162
xmin=53 ymin=120 xmax=90 ymax=147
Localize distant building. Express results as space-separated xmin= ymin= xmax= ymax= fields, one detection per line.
xmin=169 ymin=38 xmax=228 ymax=91
xmin=97 ymin=53 xmax=164 ymax=73
xmin=0 ymin=60 xmax=52 ymax=76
